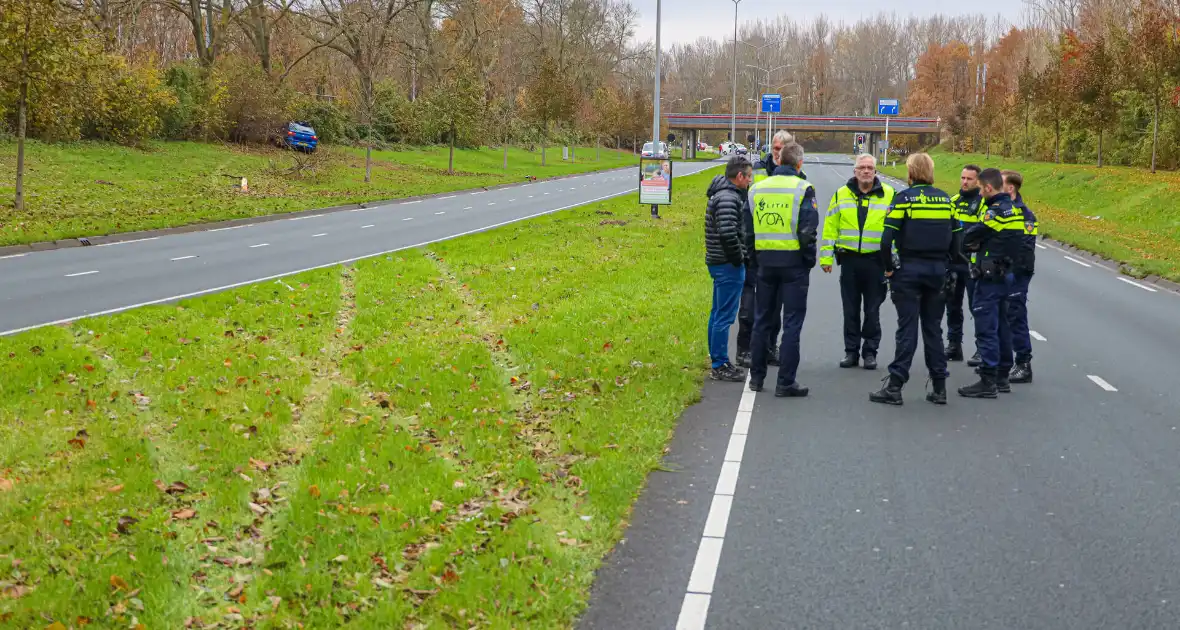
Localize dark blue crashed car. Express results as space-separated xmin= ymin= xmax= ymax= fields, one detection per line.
xmin=283 ymin=122 xmax=318 ymax=153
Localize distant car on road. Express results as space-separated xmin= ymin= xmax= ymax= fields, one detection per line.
xmin=641 ymin=141 xmax=669 ymax=158
xmin=281 ymin=121 xmax=318 ymax=153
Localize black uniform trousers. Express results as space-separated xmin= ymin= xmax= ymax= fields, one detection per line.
xmin=737 ymin=263 xmax=781 ymax=354
xmin=887 ymin=258 xmax=950 ymax=383
xmin=945 ymin=263 xmax=974 ymax=344
xmin=838 ymin=252 xmax=886 ymax=357
xmin=751 ymin=265 xmax=810 ymax=387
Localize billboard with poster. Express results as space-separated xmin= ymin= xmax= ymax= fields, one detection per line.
xmin=639 ymin=158 xmax=673 ymax=205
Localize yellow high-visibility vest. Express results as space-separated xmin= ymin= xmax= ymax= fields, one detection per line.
xmin=748 ymin=174 xmax=812 ymax=251
xmin=819 ymin=182 xmax=896 ymax=266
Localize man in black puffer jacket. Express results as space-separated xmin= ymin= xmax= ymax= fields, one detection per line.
xmin=704 ymin=156 xmax=753 ymax=382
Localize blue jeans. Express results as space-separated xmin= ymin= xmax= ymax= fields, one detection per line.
xmin=708 ymin=264 xmax=746 ymax=368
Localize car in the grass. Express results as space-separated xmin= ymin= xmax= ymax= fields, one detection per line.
xmin=282 ymin=121 xmax=318 ymax=153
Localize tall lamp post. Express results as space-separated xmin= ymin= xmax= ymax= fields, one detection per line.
xmin=730 ymin=0 xmax=741 ymax=144
xmin=651 ymin=0 xmax=662 ymax=157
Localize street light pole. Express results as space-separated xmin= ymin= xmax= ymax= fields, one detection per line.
xmin=730 ymin=0 xmax=741 ymax=145
xmin=651 ymin=0 xmax=662 ymax=158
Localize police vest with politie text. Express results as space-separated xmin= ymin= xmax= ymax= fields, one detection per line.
xmin=748 ymin=168 xmax=815 ymax=267
xmin=882 ymin=185 xmax=960 ymax=266
xmin=963 ymin=192 xmax=1027 ymax=279
xmin=951 ymin=188 xmax=984 ymax=263
xmin=820 ymin=178 xmax=895 ymax=266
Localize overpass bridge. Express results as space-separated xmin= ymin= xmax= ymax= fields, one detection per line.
xmin=666 ymin=113 xmax=940 ymax=157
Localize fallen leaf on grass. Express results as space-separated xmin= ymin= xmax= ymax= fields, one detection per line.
xmin=0 ymin=478 xmax=14 ymax=492
xmin=452 ymin=479 xmax=465 ymax=489
xmin=108 ymin=484 xmax=124 ymax=493
xmin=116 ymin=516 xmax=139 ymax=534
xmin=430 ymin=500 xmax=444 ymax=513
xmin=165 ymin=481 xmax=189 ymax=495
xmin=558 ymin=538 xmax=579 ymax=546
xmin=308 ymin=485 xmax=321 ymax=498
xmin=45 ymin=622 xmax=65 ymax=630
xmin=441 ymin=569 xmax=460 ymax=584
xmin=249 ymin=458 xmax=271 ymax=472
xmin=83 ymin=364 xmax=95 ymax=372
xmin=1 ymin=584 xmax=30 ymax=599
xmin=109 ymin=575 xmax=130 ymax=591
xmin=248 ymin=502 xmax=268 ymax=516
xmin=171 ymin=508 xmax=197 ymax=521
xmin=332 ymin=555 xmax=348 ymax=563
xmin=226 ymin=583 xmax=244 ymax=599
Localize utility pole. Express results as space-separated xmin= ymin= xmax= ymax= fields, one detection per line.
xmin=651 ymin=0 xmax=662 ymax=219
xmin=730 ymin=0 xmax=741 ymax=144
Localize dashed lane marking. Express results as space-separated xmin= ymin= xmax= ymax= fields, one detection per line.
xmin=1064 ymin=256 xmax=1092 ymax=268
xmin=361 ymin=225 xmax=375 ymax=229
xmin=435 ymin=212 xmax=445 ymax=215
xmin=1118 ymin=277 xmax=1157 ymax=292
xmin=0 ymin=254 xmax=27 ymax=260
xmin=65 ymin=270 xmax=99 ymax=277
xmin=170 ymin=256 xmax=197 ymax=261
xmin=402 ymin=217 xmax=414 ymax=221
xmin=1036 ymin=243 xmax=1048 ymax=250
xmin=312 ymin=233 xmax=327 ymax=238
xmin=1087 ymin=375 xmax=1118 ymax=392
xmin=249 ymin=243 xmax=269 ymax=248
xmin=1030 ymin=330 xmax=1047 ymax=341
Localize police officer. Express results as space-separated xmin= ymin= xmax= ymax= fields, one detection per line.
xmin=1002 ymin=170 xmax=1037 ymax=384
xmin=820 ymin=154 xmax=894 ymax=370
xmin=870 ymin=152 xmax=964 ymax=406
xmin=946 ymin=165 xmax=983 ymax=363
xmin=748 ymin=141 xmax=819 ymax=397
xmin=958 ymin=167 xmax=1027 ymax=398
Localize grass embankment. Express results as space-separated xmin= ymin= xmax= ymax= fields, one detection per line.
xmin=0 ymin=168 xmax=721 ymax=628
xmin=0 ymin=141 xmax=636 ymax=247
xmin=881 ymin=150 xmax=1180 ymax=281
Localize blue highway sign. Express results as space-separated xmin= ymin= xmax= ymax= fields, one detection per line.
xmin=877 ymin=98 xmax=899 ymax=116
xmin=761 ymin=94 xmax=782 ymax=113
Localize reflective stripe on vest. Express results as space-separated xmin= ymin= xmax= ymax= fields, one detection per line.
xmin=749 ymin=175 xmax=812 ymax=251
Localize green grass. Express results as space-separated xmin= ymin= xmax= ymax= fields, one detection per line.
xmin=0 ymin=141 xmax=636 ymax=247
xmin=0 ymin=166 xmax=723 ymax=628
xmin=881 ymin=149 xmax=1180 ymax=280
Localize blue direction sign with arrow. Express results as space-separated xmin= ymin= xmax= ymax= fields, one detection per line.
xmin=761 ymin=94 xmax=782 ymax=113
xmin=877 ymin=98 xmax=899 ymax=116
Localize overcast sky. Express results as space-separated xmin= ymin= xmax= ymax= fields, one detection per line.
xmin=633 ymin=0 xmax=1028 ymax=45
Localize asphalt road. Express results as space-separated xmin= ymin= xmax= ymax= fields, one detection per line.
xmin=582 ymin=154 xmax=1180 ymax=629
xmin=0 ymin=161 xmax=719 ymax=336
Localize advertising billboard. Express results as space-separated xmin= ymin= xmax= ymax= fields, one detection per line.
xmin=639 ymin=158 xmax=673 ymax=205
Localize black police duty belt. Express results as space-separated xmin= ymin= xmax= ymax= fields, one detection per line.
xmin=970 ymin=257 xmax=1011 ymax=280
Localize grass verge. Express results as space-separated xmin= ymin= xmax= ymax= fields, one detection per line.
xmin=881 ymin=149 xmax=1180 ymax=281
xmin=0 ymin=166 xmax=722 ymax=628
xmin=0 ymin=141 xmax=635 ymax=247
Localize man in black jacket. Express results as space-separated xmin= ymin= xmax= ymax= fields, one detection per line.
xmin=705 ymin=156 xmax=754 ymax=382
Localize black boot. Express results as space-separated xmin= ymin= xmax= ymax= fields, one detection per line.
xmin=995 ymin=370 xmax=1012 ymax=393
xmin=862 ymin=353 xmax=878 ymax=370
xmin=869 ymin=375 xmax=904 ymax=406
xmin=945 ymin=341 xmax=964 ymax=362
xmin=767 ymin=345 xmax=780 ymax=367
xmin=748 ymin=378 xmax=763 ymax=392
xmin=966 ymin=350 xmax=981 ymax=367
xmin=839 ymin=352 xmax=858 ymax=368
xmin=958 ymin=370 xmax=998 ymax=398
xmin=925 ymin=378 xmax=947 ymax=405
xmin=775 ymin=382 xmax=809 ymax=398
xmin=735 ymin=350 xmax=752 ymax=368
xmin=1010 ymin=362 xmax=1033 ymax=384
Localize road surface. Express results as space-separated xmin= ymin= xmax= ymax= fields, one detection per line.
xmin=0 ymin=161 xmax=719 ymax=336
xmin=581 ymin=154 xmax=1180 ymax=629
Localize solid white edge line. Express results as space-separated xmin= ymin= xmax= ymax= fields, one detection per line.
xmin=170 ymin=256 xmax=197 ymax=261
xmin=702 ymin=495 xmax=734 ymax=538
xmin=1118 ymin=277 xmax=1158 ymax=292
xmin=0 ymin=253 xmax=27 ymax=260
xmin=438 ymin=195 xmax=456 ymax=200
xmin=1087 ymin=374 xmax=1118 ymax=392
xmin=723 ymin=434 xmax=746 ymax=463
xmin=401 ymin=200 xmax=421 ymax=205
xmin=94 ymin=236 xmax=159 ymax=247
xmin=732 ymin=410 xmax=752 ymax=435
xmin=1036 ymin=243 xmax=1048 ymax=250
xmin=0 ymin=175 xmax=725 ymax=337
xmin=65 ymin=270 xmax=99 ymax=277
xmin=686 ymin=537 xmax=724 ymax=594
xmin=1064 ymin=256 xmax=1092 ymax=268
xmin=1030 ymin=330 xmax=1047 ymax=342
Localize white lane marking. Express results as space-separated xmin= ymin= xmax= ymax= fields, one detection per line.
xmin=463 ymin=207 xmax=473 ymax=211
xmin=1064 ymin=256 xmax=1092 ymax=268
xmin=208 ymin=225 xmax=246 ymax=232
xmin=677 ymin=372 xmax=756 ymax=626
xmin=288 ymin=214 xmax=323 ymax=221
xmin=435 ymin=212 xmax=445 ymax=215
xmin=65 ymin=270 xmax=99 ymax=277
xmin=1030 ymin=330 xmax=1047 ymax=342
xmin=438 ymin=195 xmax=456 ymax=200
xmin=470 ymin=191 xmax=484 ymax=196
xmin=509 ymin=199 xmax=516 ymax=202
xmin=1087 ymin=375 xmax=1118 ymax=392
xmin=401 ymin=200 xmax=421 ymax=205
xmin=1036 ymin=243 xmax=1048 ymax=250
xmin=528 ymin=195 xmax=535 ymax=198
xmin=350 ymin=207 xmax=366 ymax=212
xmin=0 ymin=253 xmax=27 ymax=260
xmin=544 ymin=192 xmax=550 ymax=195
xmin=402 ymin=217 xmax=414 ymax=222
xmin=170 ymin=256 xmax=197 ymax=261
xmin=312 ymin=233 xmax=327 ymax=238
xmin=1118 ymin=277 xmax=1158 ymax=292
xmin=361 ymin=224 xmax=375 ymax=229
xmin=488 ymin=202 xmax=496 ymax=206
xmin=0 ymin=176 xmax=719 ymax=338
xmin=249 ymin=243 xmax=269 ymax=248
xmin=677 ymin=594 xmax=711 ymax=630
xmin=94 ymin=237 xmax=159 ymax=247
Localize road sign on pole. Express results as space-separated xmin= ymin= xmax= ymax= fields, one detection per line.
xmin=761 ymin=94 xmax=782 ymax=113
xmin=877 ymin=98 xmax=899 ymax=116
